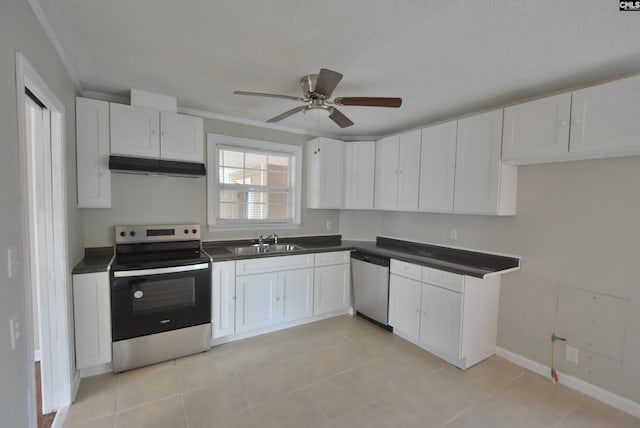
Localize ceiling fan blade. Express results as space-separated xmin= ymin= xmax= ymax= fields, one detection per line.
xmin=334 ymin=97 xmax=402 ymax=108
xmin=233 ymin=91 xmax=304 ymax=101
xmin=266 ymin=105 xmax=307 ymax=123
xmin=313 ymin=69 xmax=343 ymax=97
xmin=328 ymin=107 xmax=354 ymax=128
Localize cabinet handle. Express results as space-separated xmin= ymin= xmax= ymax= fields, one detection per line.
xmin=275 ymin=296 xmax=281 ymax=301
xmin=161 ymin=130 xmax=166 ymax=137
xmin=560 ymin=120 xmax=568 ymax=126
xmin=151 ymin=129 xmax=157 ymax=136
xmin=574 ymin=118 xmax=581 ymax=124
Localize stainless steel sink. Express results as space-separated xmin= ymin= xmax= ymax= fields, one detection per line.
xmin=227 ymin=243 xmax=304 ymax=254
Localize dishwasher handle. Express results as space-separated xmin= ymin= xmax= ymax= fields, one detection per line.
xmin=351 ymin=251 xmax=390 ymax=267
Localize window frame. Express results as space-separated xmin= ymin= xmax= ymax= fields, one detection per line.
xmin=207 ymin=133 xmax=302 ymax=231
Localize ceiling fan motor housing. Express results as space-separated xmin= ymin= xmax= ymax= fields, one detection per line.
xmin=300 ymin=74 xmax=321 ymax=99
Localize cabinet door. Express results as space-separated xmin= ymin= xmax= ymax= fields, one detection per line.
xmin=73 ymin=272 xmax=111 ymax=369
xmin=76 ymin=97 xmax=111 ymax=208
xmin=420 ymin=283 xmax=462 ymax=359
xmin=502 ymin=93 xmax=571 ymax=163
xmin=388 ymin=274 xmax=421 ymax=343
xmin=110 ymin=103 xmax=160 ymax=158
xmin=454 ymin=110 xmax=504 ymax=214
xmin=374 ymin=135 xmax=400 ymax=210
xmin=235 ymin=272 xmax=278 ymax=333
xmin=212 ymin=261 xmax=235 ymax=338
xmin=419 ymin=121 xmax=457 ymax=212
xmin=159 ymin=111 xmax=204 ymax=162
xmin=280 ymin=268 xmax=314 ymax=322
xmin=314 ymin=264 xmax=350 ymax=316
xmin=570 ymin=74 xmax=640 ymax=157
xmin=306 ymin=138 xmax=344 ymax=208
xmin=396 ymin=130 xmax=422 ymax=211
xmin=343 ymin=141 xmax=375 ymax=209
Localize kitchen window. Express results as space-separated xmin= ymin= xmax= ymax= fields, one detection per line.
xmin=207 ymin=133 xmax=302 ymax=230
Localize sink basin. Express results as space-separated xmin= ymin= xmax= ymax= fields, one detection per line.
xmin=227 ymin=243 xmax=304 ymax=255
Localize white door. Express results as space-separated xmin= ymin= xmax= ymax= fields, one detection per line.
xmin=396 ymin=130 xmax=422 ymax=211
xmin=75 ymin=97 xmax=111 ymax=208
xmin=212 ymin=261 xmax=236 ymax=338
xmin=374 ymin=135 xmax=400 ymax=210
xmin=159 ymin=111 xmax=204 ymax=162
xmin=388 ymin=274 xmax=422 ymax=342
xmin=280 ymin=268 xmax=314 ymax=322
xmin=419 ymin=121 xmax=457 ymax=212
xmin=110 ymin=103 xmax=160 ymax=158
xmin=420 ymin=283 xmax=462 ymax=359
xmin=502 ymin=92 xmax=571 ymax=162
xmin=73 ymin=273 xmax=111 ymax=369
xmin=343 ymin=141 xmax=375 ymax=209
xmin=314 ymin=264 xmax=350 ymax=316
xmin=306 ymin=138 xmax=344 ymax=208
xmin=454 ymin=110 xmax=503 ymax=214
xmin=570 ymin=74 xmax=640 ymax=157
xmin=235 ymin=273 xmax=278 ymax=332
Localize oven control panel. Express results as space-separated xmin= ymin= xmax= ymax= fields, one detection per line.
xmin=115 ymin=224 xmax=201 ymax=244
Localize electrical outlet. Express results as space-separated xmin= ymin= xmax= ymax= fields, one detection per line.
xmin=326 ymin=220 xmax=332 ymax=231
xmin=565 ymin=345 xmax=579 ymax=364
xmin=449 ymin=228 xmax=458 ymax=241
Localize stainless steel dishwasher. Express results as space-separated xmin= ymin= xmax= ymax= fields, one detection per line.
xmin=351 ymin=251 xmax=392 ymax=330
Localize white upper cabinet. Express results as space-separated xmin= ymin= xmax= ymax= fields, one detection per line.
xmin=343 ymin=141 xmax=375 ymax=209
xmin=76 ymin=97 xmax=111 ymax=208
xmin=374 ymin=130 xmax=421 ymax=211
xmin=569 ymin=74 xmax=640 ymax=158
xmin=502 ymin=93 xmax=572 ymax=164
xmin=110 ymin=103 xmax=203 ymax=162
xmin=306 ymin=137 xmax=344 ymax=209
xmin=159 ymin=111 xmax=204 ymax=162
xmin=454 ymin=110 xmax=517 ymax=215
xmin=110 ymin=103 xmax=160 ymax=158
xmin=419 ymin=121 xmax=457 ymax=212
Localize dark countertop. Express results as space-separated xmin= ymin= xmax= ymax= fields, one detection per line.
xmin=72 ymin=247 xmax=114 ymax=274
xmin=72 ymin=235 xmax=520 ymax=278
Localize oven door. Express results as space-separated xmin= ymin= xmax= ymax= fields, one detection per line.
xmin=111 ymin=262 xmax=211 ymax=341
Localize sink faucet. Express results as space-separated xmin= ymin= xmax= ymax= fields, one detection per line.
xmin=265 ymin=234 xmax=278 ymax=244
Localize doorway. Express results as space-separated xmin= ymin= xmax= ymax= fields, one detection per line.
xmin=16 ymin=52 xmax=73 ymax=427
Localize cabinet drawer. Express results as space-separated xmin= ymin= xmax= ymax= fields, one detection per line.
xmin=422 ymin=267 xmax=464 ymax=293
xmin=236 ymin=254 xmax=314 ymax=276
xmin=315 ymin=251 xmax=351 ymax=267
xmin=390 ymin=259 xmax=422 ymax=282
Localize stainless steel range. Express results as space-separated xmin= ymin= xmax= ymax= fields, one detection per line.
xmin=110 ymin=224 xmax=211 ymax=372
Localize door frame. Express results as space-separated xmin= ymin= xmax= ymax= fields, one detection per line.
xmin=15 ymin=52 xmax=73 ymax=420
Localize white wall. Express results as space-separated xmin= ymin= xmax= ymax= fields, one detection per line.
xmin=82 ymin=118 xmax=341 ymax=246
xmin=340 ymin=155 xmax=640 ymax=403
xmin=0 ymin=0 xmax=82 ymax=426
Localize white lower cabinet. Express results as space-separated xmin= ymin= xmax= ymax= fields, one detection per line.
xmin=419 ymin=283 xmax=462 ymax=360
xmin=388 ymin=259 xmax=500 ymax=369
xmin=73 ymin=272 xmax=112 ymax=369
xmin=235 ymin=272 xmax=279 ymax=333
xmin=314 ymin=251 xmax=351 ymax=316
xmin=280 ymin=268 xmax=314 ymax=322
xmin=212 ymin=261 xmax=236 ymax=339
xmin=389 ymin=273 xmax=421 ymax=343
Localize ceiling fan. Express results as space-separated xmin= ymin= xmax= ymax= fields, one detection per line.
xmin=233 ymin=68 xmax=402 ymax=128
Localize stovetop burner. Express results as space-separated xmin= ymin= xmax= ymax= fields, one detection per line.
xmin=112 ymin=224 xmax=210 ymax=271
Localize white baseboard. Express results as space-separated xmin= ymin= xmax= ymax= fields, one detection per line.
xmin=496 ymin=346 xmax=640 ymax=418
xmin=34 ymin=349 xmax=41 ymax=362
xmin=50 ymin=405 xmax=68 ymax=428
xmin=79 ymin=363 xmax=113 ymax=378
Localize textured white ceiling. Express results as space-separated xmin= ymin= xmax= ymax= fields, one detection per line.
xmin=36 ymin=0 xmax=640 ymax=138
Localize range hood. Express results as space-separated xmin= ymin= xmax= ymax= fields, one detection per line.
xmin=109 ymin=156 xmax=206 ymax=177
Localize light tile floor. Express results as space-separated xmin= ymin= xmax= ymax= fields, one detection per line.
xmin=63 ymin=315 xmax=640 ymax=428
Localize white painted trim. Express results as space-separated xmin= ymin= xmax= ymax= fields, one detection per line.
xmin=71 ymin=371 xmax=81 ymax=400
xmin=34 ymin=349 xmax=41 ymax=362
xmin=50 ymin=405 xmax=68 ymax=428
xmin=79 ymin=363 xmax=113 ymax=378
xmin=16 ymin=52 xmax=73 ymax=420
xmin=25 ymin=0 xmax=83 ymax=93
xmin=495 ymin=346 xmax=640 ymax=418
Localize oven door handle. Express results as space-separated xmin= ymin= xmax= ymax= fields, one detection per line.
xmin=113 ymin=263 xmax=210 ymax=278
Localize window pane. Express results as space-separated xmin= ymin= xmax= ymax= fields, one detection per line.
xmin=219 ymin=150 xmax=244 ymax=168
xmin=245 ymin=153 xmax=267 ymax=170
xmin=267 ymin=170 xmax=289 ymax=187
xmin=244 ymin=169 xmax=266 ymax=186
xmin=220 ymin=167 xmax=245 ymax=184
